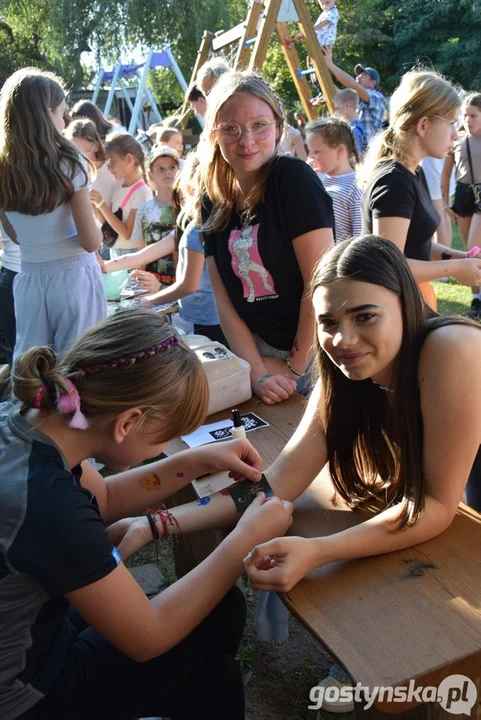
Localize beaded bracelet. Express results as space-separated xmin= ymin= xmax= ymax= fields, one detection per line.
xmin=285 ymin=356 xmax=306 ymax=378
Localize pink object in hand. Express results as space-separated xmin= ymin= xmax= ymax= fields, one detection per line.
xmin=467 ymin=245 xmax=481 ymax=258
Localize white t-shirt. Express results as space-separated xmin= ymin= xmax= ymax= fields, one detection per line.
xmin=92 ymin=163 xmax=120 ymax=207
xmin=110 ymin=181 xmax=152 ymax=249
xmin=5 ymin=156 xmax=90 ymax=264
xmin=315 ymin=6 xmax=339 ymax=46
xmin=420 ymin=157 xmax=455 ymax=201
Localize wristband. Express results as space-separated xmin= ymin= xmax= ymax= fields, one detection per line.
xmin=285 ymin=356 xmax=306 ymax=378
xmin=467 ymin=245 xmax=481 ymax=258
xmin=96 ymin=199 xmax=105 ymax=209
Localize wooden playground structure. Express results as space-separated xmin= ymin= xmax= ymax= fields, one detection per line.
xmin=182 ymin=0 xmax=337 ymax=122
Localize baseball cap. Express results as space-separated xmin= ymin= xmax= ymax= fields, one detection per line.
xmin=148 ymin=144 xmax=180 ymax=168
xmin=354 ymin=64 xmax=380 ymax=87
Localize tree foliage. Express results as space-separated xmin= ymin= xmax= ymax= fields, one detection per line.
xmin=0 ymin=0 xmax=479 ymax=105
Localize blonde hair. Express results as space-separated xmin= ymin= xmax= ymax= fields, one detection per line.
xmin=306 ymin=117 xmax=360 ymax=168
xmin=177 ymin=151 xmax=200 ymax=232
xmin=193 ymin=70 xmax=286 ymax=233
xmin=12 ymin=308 xmax=209 ymax=441
xmin=358 ymin=69 xmax=460 ymax=187
xmin=336 ymin=88 xmax=359 ymax=109
xmin=196 ymin=58 xmax=231 ymax=92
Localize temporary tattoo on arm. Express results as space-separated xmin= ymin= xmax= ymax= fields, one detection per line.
xmin=197 ymin=497 xmax=211 ymax=506
xmin=257 ymin=374 xmax=272 ymax=386
xmin=228 ymin=474 xmax=274 ymax=512
xmin=290 ymin=336 xmax=300 ymax=357
xmin=139 ymin=472 xmax=162 ymax=491
xmin=176 ymin=472 xmax=185 ymax=477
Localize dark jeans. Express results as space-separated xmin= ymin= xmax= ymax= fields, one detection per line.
xmin=194 ymin=323 xmax=229 ymax=347
xmin=0 ymin=267 xmax=17 ymax=365
xmin=19 ymin=586 xmax=246 ymax=720
xmin=466 ymin=446 xmax=481 ymax=512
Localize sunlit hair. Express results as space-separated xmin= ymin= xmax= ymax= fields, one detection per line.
xmin=311 ymin=235 xmax=478 ymax=530
xmin=64 ymin=118 xmax=106 ymax=163
xmin=12 ymin=308 xmax=209 ymax=441
xmin=104 ymin=132 xmax=146 ymax=179
xmin=196 ymin=58 xmax=231 ymax=92
xmin=177 ymin=150 xmax=200 ymax=233
xmin=358 ymin=69 xmax=460 ymax=187
xmin=158 ymin=127 xmax=182 ymax=144
xmin=193 ymin=70 xmax=286 ymax=233
xmin=463 ymin=92 xmax=481 ymax=113
xmin=306 ymin=117 xmax=360 ymax=169
xmin=336 ymin=88 xmax=359 ymax=109
xmin=70 ymin=100 xmax=113 ymax=140
xmin=0 ymin=67 xmax=88 ymax=214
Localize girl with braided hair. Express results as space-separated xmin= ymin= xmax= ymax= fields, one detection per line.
xmin=0 ymin=307 xmax=293 ymax=720
xmin=193 ymin=70 xmax=334 ymax=405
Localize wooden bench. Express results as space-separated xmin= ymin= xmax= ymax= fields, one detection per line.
xmin=166 ymin=395 xmax=481 ymax=716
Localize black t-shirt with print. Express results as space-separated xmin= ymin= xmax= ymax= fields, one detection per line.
xmin=203 ymin=156 xmax=333 ymax=350
xmin=361 ymin=161 xmax=440 ymax=261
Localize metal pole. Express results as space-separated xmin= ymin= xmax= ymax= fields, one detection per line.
xmin=104 ymin=61 xmax=121 ymax=117
xmin=92 ymin=69 xmax=104 ymax=104
xmin=128 ymin=49 xmax=153 ymax=134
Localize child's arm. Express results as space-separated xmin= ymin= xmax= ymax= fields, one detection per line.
xmin=103 ymin=232 xmax=176 ymax=272
xmin=314 ymin=18 xmax=330 ymax=29
xmin=141 ymin=247 xmax=204 ymax=306
xmin=91 ymin=189 xmax=137 ymax=240
xmin=71 ymin=189 xmax=102 ymax=253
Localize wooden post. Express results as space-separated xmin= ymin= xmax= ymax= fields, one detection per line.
xmin=248 ymin=0 xmax=282 ymax=72
xmin=180 ymin=30 xmax=214 ymax=124
xmin=235 ymin=0 xmax=264 ymax=69
xmin=292 ymin=0 xmax=337 ymax=115
xmin=276 ymin=21 xmax=318 ymax=121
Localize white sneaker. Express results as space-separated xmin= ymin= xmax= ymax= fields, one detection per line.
xmin=314 ymin=673 xmax=354 ymax=713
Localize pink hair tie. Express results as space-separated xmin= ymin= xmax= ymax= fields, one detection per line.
xmin=33 ymin=385 xmax=46 ymax=409
xmin=467 ymin=246 xmax=481 ymax=258
xmin=56 ymin=379 xmax=89 ymax=430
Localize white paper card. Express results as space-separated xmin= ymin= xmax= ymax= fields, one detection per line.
xmin=181 ymin=412 xmax=269 ymax=449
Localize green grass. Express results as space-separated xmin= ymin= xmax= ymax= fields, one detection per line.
xmin=432 ymin=226 xmax=473 ymax=316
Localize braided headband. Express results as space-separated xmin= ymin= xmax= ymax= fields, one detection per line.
xmin=83 ymin=336 xmax=179 ymax=375
xmin=32 ymin=336 xmax=179 ymax=429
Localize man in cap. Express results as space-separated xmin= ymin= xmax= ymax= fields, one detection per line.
xmin=322 ymin=47 xmax=385 ymax=142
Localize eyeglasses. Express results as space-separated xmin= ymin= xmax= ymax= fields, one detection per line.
xmin=214 ymin=120 xmax=277 ymax=144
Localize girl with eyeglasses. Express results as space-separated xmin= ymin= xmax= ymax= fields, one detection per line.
xmin=192 ymin=70 xmax=334 ymax=405
xmin=359 ymin=69 xmax=481 ymax=311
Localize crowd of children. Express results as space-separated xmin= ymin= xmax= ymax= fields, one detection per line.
xmin=0 ymin=26 xmax=480 ymax=720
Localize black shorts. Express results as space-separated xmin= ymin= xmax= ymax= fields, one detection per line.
xmin=451 ymin=181 xmax=480 ymax=217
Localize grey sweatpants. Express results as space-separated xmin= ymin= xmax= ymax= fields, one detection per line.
xmin=13 ymin=253 xmax=107 ymax=360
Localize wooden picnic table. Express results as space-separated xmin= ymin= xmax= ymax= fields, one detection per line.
xmin=166 ymin=393 xmax=481 ymax=716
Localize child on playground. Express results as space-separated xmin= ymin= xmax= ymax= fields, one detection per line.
xmin=91 ymin=133 xmax=151 ymax=259
xmin=306 ymin=117 xmax=362 ymax=242
xmin=442 ymin=92 xmax=481 ymax=319
xmin=0 ymin=68 xmax=106 ymax=359
xmin=291 ymin=0 xmax=339 ymax=48
xmin=334 ymin=88 xmax=366 ymax=155
xmin=0 ymin=307 xmax=293 ymax=719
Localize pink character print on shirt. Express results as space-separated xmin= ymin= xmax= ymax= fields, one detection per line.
xmin=228 ymin=223 xmax=277 ymax=303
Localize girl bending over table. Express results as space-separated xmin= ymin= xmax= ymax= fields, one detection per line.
xmin=1 ymin=308 xmax=292 ymax=720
